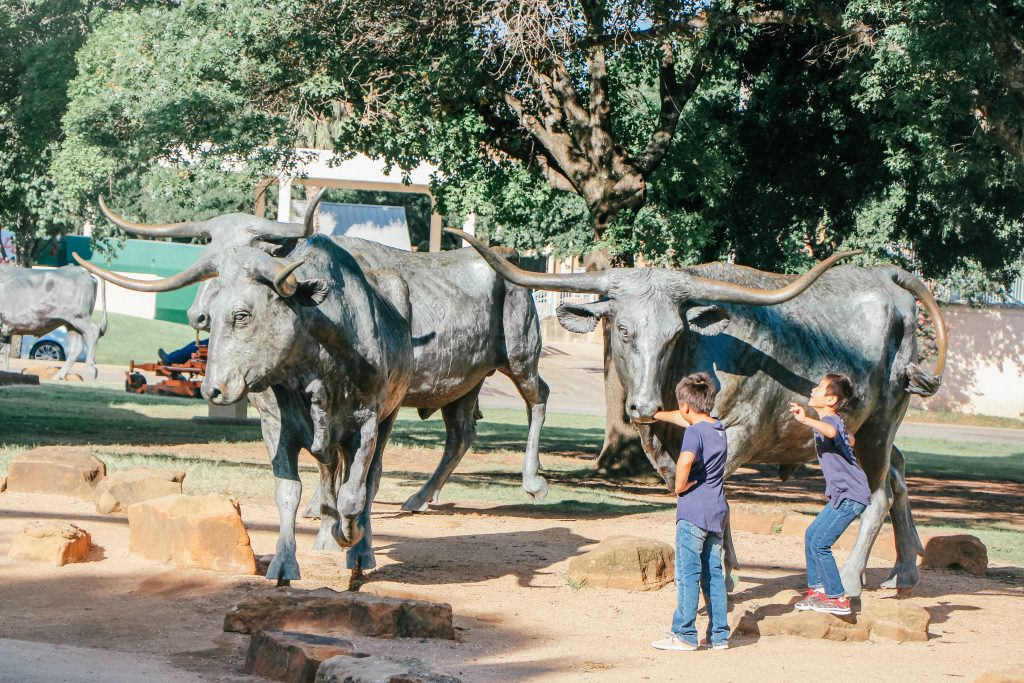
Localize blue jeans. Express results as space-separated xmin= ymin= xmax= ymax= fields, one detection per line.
xmin=671 ymin=519 xmax=729 ymax=647
xmin=805 ymin=498 xmax=867 ymax=598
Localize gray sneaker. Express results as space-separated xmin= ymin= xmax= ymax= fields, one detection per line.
xmin=651 ymin=633 xmax=699 ymax=651
xmin=700 ymin=639 xmax=730 ymax=650
xmin=794 ymin=588 xmax=825 ymax=611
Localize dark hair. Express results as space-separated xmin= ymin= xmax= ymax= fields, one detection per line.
xmin=675 ymin=372 xmax=717 ymax=415
xmin=824 ymin=373 xmax=855 ymax=413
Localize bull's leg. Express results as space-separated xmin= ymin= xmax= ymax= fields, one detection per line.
xmin=722 ymin=515 xmax=739 ymax=593
xmin=839 ymin=425 xmax=896 ymax=598
xmin=312 ymin=451 xmax=342 ymax=551
xmin=347 ymin=410 xmax=396 ymax=586
xmin=80 ymin=320 xmax=102 ymax=380
xmin=401 ymin=383 xmax=484 ymax=512
xmin=880 ymin=446 xmax=924 ymax=590
xmin=0 ymin=337 xmax=9 ymax=372
xmin=333 ymin=414 xmax=380 ymax=547
xmin=256 ymin=388 xmax=306 ymax=586
xmin=503 ymin=368 xmax=550 ymax=501
xmin=52 ymin=330 xmax=83 ymax=381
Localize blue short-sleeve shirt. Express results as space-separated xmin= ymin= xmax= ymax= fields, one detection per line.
xmin=675 ymin=419 xmax=729 ymax=533
xmin=815 ymin=414 xmax=871 ymax=508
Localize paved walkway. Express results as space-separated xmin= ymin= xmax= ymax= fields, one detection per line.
xmin=7 ymin=343 xmax=1022 ymax=445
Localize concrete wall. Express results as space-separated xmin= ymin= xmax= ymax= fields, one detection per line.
xmin=913 ymin=304 xmax=1024 ymax=419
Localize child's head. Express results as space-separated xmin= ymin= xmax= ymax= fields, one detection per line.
xmin=675 ymin=372 xmax=717 ymax=416
xmin=809 ymin=373 xmax=855 ymax=414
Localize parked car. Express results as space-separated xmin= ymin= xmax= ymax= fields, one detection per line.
xmin=19 ymin=328 xmax=89 ymax=362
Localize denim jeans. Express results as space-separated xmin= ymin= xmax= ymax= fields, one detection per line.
xmin=804 ymin=498 xmax=867 ymax=598
xmin=671 ymin=519 xmax=729 ymax=646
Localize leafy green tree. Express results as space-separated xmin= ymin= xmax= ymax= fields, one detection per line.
xmin=58 ymin=0 xmax=1024 ymax=473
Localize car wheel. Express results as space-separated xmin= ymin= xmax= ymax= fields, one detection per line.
xmin=30 ymin=341 xmax=65 ymax=361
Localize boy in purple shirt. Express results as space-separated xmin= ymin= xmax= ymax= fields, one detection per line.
xmin=789 ymin=373 xmax=871 ymax=616
xmin=650 ymin=372 xmax=730 ymax=651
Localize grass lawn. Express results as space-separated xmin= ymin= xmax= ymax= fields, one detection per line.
xmin=905 ymin=407 xmax=1024 ymax=430
xmin=2 ymin=384 xmax=1022 ymax=563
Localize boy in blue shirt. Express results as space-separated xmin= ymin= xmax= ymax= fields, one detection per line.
xmin=789 ymin=373 xmax=872 ymax=616
xmin=650 ymin=372 xmax=730 ymax=651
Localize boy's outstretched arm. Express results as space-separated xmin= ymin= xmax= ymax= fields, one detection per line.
xmin=675 ymin=451 xmax=696 ymax=495
xmin=654 ymin=410 xmax=689 ymax=428
xmin=788 ymin=403 xmax=838 ymax=439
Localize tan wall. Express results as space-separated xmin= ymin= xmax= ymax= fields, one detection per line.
xmin=914 ymin=304 xmax=1024 ymax=419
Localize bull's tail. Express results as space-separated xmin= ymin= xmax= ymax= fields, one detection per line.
xmin=97 ymin=277 xmax=109 ymax=337
xmin=889 ymin=268 xmax=946 ymax=397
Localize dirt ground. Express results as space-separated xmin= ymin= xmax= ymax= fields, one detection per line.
xmin=2 ymin=463 xmax=1023 ymax=683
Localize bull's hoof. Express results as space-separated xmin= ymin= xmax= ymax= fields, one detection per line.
xmin=525 ymin=476 xmax=549 ymax=503
xmin=267 ymin=554 xmax=301 ymax=582
xmin=841 ymin=569 xmax=866 ymax=598
xmin=726 ymin=571 xmax=737 ymax=593
xmin=313 ymin=525 xmax=339 ymax=551
xmin=881 ymin=564 xmax=920 ymax=591
xmin=400 ymin=496 xmax=430 ymax=513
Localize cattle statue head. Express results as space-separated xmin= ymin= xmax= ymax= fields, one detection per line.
xmin=96 ymin=192 xmax=325 ymax=333
xmin=73 ymin=245 xmax=324 ymax=405
xmin=446 ymin=228 xmax=860 ymax=423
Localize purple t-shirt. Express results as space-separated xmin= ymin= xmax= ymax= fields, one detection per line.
xmin=675 ymin=419 xmax=729 ymax=533
xmin=815 ymin=414 xmax=871 ymax=508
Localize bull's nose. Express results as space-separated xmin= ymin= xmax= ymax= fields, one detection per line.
xmin=628 ymin=402 xmax=663 ymax=422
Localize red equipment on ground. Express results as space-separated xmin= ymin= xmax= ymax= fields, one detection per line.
xmin=124 ymin=337 xmax=207 ymax=398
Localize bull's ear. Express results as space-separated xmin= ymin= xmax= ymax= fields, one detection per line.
xmin=685 ymin=305 xmax=730 ymax=336
xmin=556 ymin=299 xmax=612 ymax=333
xmin=295 ymin=278 xmax=330 ymax=306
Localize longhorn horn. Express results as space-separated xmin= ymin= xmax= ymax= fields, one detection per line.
xmin=686 ymin=250 xmax=864 ymax=305
xmin=98 ymin=196 xmax=210 ymax=239
xmin=303 ymin=188 xmax=326 ymax=237
xmin=244 ymin=249 xmax=306 ymax=297
xmin=72 ymin=252 xmax=218 ymax=292
xmin=445 ymin=228 xmax=610 ymax=295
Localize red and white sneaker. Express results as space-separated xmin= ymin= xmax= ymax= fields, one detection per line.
xmin=794 ymin=588 xmax=825 ymax=611
xmin=810 ymin=596 xmax=852 ymax=615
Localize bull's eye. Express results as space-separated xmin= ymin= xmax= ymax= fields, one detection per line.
xmin=617 ymin=322 xmax=631 ymax=342
xmin=232 ymin=310 xmax=252 ymax=326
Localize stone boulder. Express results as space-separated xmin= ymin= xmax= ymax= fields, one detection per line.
xmin=8 ymin=522 xmax=92 ymax=566
xmin=732 ymin=591 xmax=930 ymax=643
xmin=225 ymin=587 xmax=455 ymax=640
xmin=974 ymin=667 xmax=1024 ymax=683
xmin=246 ymin=628 xmax=357 ymax=683
xmin=923 ymin=535 xmax=988 ymax=576
xmin=127 ymin=493 xmax=256 ymax=574
xmin=316 ymin=655 xmax=461 ymax=683
xmin=6 ymin=447 xmax=105 ymax=499
xmin=566 ymin=535 xmax=674 ymax=591
xmin=93 ymin=468 xmax=186 ymax=514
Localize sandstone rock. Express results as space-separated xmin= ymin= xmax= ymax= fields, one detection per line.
xmin=780 ymin=514 xmax=814 ymax=538
xmin=566 ymin=535 xmax=674 ymax=591
xmin=8 ymin=522 xmax=92 ymax=566
xmin=6 ymin=447 xmax=106 ymax=499
xmin=316 ymin=655 xmax=461 ymax=683
xmin=22 ymin=365 xmax=60 ymax=381
xmin=127 ymin=493 xmax=255 ymax=574
xmin=867 ymin=600 xmax=930 ymax=643
xmin=225 ymin=587 xmax=455 ymax=640
xmin=732 ymin=596 xmax=930 ymax=643
xmin=729 ymin=506 xmax=786 ymax=535
xmin=923 ymin=535 xmax=988 ymax=576
xmin=246 ymin=628 xmax=357 ymax=683
xmin=974 ymin=667 xmax=1024 ymax=683
xmin=0 ymin=370 xmax=39 ymax=386
xmin=93 ymin=468 xmax=186 ymax=514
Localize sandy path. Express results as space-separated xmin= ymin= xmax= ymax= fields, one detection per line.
xmin=1 ymin=488 xmax=1022 ymax=682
